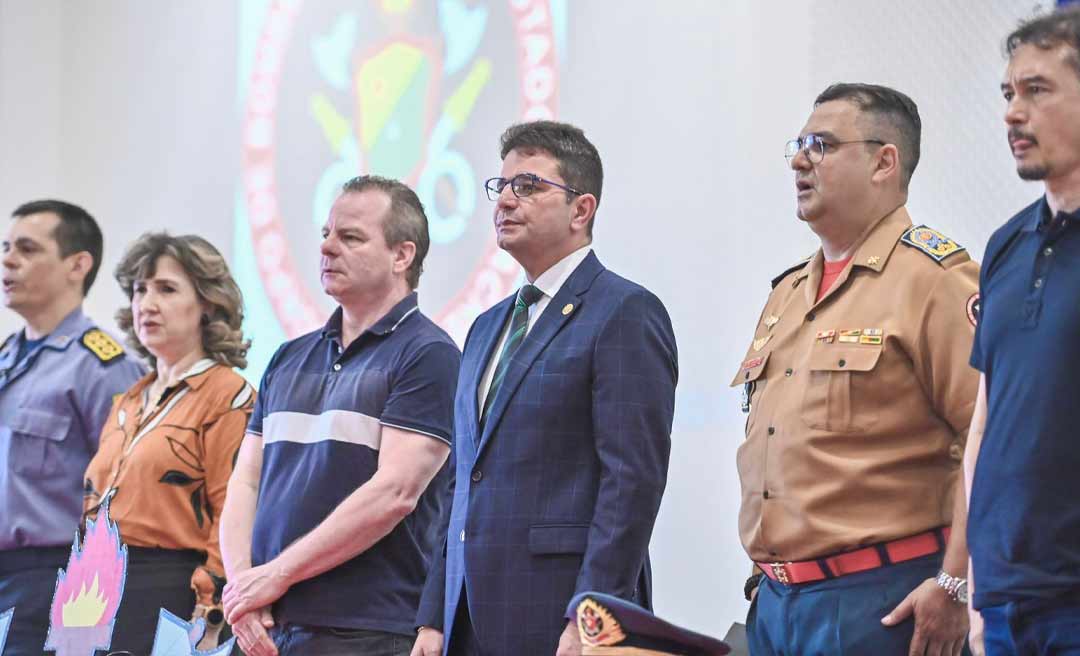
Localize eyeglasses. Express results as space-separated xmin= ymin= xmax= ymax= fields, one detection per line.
xmin=784 ymin=134 xmax=886 ymax=164
xmin=484 ymin=173 xmax=584 ymax=201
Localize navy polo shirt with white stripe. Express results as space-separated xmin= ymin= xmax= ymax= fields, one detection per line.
xmin=969 ymin=197 xmax=1080 ymax=609
xmin=248 ymin=292 xmax=460 ymax=633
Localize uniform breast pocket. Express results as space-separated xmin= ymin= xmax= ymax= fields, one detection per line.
xmin=6 ymin=407 xmax=72 ymax=477
xmin=800 ymin=345 xmax=882 ymax=433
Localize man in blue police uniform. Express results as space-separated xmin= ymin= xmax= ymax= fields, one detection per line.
xmin=0 ymin=199 xmax=144 ymax=655
xmin=219 ymin=176 xmax=461 ymax=656
xmin=964 ymin=6 xmax=1080 ymax=654
xmin=411 ymin=121 xmax=678 ymax=656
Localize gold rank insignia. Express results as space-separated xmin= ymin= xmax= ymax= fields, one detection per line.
xmin=763 ymin=314 xmax=780 ymax=329
xmin=900 ymin=225 xmax=966 ymax=262
xmin=838 ymin=329 xmax=861 ymax=343
xmin=752 ymin=335 xmax=772 ymax=351
xmin=81 ymin=329 xmax=124 ymax=364
xmin=577 ymin=597 xmax=626 ymax=648
xmin=866 ymin=255 xmax=881 ymax=266
xmin=815 ymin=329 xmax=836 ymax=343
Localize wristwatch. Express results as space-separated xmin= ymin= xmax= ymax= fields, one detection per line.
xmin=935 ymin=570 xmax=968 ymax=604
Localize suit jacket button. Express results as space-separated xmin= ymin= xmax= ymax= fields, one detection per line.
xmin=471 ymin=469 xmax=483 ymax=482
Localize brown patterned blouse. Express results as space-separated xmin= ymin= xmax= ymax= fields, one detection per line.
xmin=84 ymin=359 xmax=255 ymax=607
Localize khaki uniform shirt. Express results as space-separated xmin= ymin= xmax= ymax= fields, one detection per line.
xmin=733 ymin=207 xmax=980 ymax=563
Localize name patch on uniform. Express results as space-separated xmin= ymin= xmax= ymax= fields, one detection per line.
xmin=81 ymin=329 xmax=124 ymax=364
xmin=741 ymin=356 xmax=764 ymax=371
xmin=901 ymin=225 xmax=965 ymax=262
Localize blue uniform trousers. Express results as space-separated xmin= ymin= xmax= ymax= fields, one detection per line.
xmin=981 ymin=598 xmax=1080 ymax=655
xmin=748 ymin=553 xmax=968 ymax=656
xmin=0 ymin=547 xmax=69 ymax=656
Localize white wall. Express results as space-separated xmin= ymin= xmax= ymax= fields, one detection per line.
xmin=0 ymin=0 xmax=1054 ymax=638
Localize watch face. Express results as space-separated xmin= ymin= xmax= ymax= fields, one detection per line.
xmin=957 ymin=581 xmax=969 ymax=604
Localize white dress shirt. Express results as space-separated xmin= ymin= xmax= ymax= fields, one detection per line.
xmin=476 ymin=245 xmax=593 ymax=413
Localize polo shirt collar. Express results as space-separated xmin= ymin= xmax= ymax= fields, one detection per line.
xmin=1023 ymin=195 xmax=1080 ymax=232
xmin=321 ymin=292 xmax=420 ymax=341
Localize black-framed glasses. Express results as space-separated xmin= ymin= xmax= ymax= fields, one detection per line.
xmin=484 ymin=173 xmax=584 ymax=201
xmin=784 ymin=134 xmax=886 ymax=164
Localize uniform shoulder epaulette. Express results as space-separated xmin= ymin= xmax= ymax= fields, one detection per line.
xmin=81 ymin=328 xmax=125 ymax=364
xmin=771 ymin=255 xmax=813 ymax=288
xmin=900 ymin=225 xmax=966 ymax=264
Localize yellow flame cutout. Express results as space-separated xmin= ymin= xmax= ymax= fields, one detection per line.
xmin=61 ymin=574 xmax=108 ymax=627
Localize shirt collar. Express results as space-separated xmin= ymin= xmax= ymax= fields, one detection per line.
xmin=529 ymin=245 xmax=593 ymax=300
xmin=794 ymin=205 xmax=911 ymax=283
xmin=32 ymin=307 xmax=92 ymax=352
xmin=321 ymin=292 xmax=420 ymax=340
xmin=1023 ymin=195 xmax=1080 ymax=232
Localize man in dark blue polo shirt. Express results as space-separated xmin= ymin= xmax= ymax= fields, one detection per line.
xmin=219 ymin=175 xmax=461 ymax=656
xmin=965 ymin=6 xmax=1080 ymax=654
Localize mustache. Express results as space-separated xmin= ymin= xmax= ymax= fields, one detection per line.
xmin=1009 ymin=128 xmax=1037 ymax=145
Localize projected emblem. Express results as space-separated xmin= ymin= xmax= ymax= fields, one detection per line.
xmin=238 ymin=0 xmax=565 ymax=372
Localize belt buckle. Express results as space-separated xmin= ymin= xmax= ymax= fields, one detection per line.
xmin=770 ymin=562 xmax=791 ymax=584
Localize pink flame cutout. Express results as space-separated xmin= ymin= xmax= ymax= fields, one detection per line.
xmin=45 ymin=499 xmax=128 ymax=656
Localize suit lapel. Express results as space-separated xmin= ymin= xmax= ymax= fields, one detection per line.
xmin=476 ymin=252 xmax=605 ymax=456
xmin=465 ymin=297 xmax=515 ymax=447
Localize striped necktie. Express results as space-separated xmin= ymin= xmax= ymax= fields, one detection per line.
xmin=482 ymin=283 xmax=544 ymax=422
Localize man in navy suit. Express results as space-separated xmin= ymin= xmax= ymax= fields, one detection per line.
xmin=411 ymin=121 xmax=678 ymax=656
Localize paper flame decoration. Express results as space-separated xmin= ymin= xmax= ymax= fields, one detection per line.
xmin=0 ymin=607 xmax=13 ymax=655
xmin=149 ymin=609 xmax=236 ymax=656
xmin=44 ymin=499 xmax=127 ymax=656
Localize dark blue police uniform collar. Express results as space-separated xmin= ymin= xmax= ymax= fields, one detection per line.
xmin=321 ymin=292 xmax=420 ymax=341
xmin=1023 ymin=195 xmax=1080 ymax=232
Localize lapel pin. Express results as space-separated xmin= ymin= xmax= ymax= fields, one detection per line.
xmin=562 ymin=303 xmax=574 ymax=315
xmin=764 ymin=315 xmax=780 ymax=329
xmin=752 ymin=335 xmax=772 ymax=351
xmin=867 ymin=255 xmax=880 ymax=266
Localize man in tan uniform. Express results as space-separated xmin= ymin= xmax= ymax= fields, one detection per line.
xmin=735 ymin=83 xmax=979 ymax=655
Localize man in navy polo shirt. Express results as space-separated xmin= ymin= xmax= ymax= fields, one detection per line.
xmin=219 ymin=176 xmax=461 ymax=656
xmin=964 ymin=6 xmax=1080 ymax=654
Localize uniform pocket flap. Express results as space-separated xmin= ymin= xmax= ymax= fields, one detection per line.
xmin=807 ymin=346 xmax=882 ymax=372
xmin=9 ymin=407 xmax=71 ymax=441
xmin=528 ymin=523 xmax=590 ymax=555
xmin=729 ymin=352 xmax=771 ymax=387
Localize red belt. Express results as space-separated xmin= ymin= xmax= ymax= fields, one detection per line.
xmin=757 ymin=527 xmax=950 ymax=585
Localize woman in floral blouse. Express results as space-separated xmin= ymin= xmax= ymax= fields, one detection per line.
xmin=84 ymin=232 xmax=254 ymax=653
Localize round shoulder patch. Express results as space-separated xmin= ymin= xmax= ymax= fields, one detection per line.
xmin=966 ymin=293 xmax=980 ymax=327
xmin=81 ymin=329 xmax=125 ymax=364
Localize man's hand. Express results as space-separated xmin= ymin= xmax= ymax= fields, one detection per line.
xmin=231 ymin=607 xmax=277 ymax=656
xmin=222 ymin=562 xmax=290 ymax=625
xmin=881 ymin=577 xmax=968 ymax=656
xmin=555 ymin=619 xmax=582 ymax=656
xmin=410 ymin=627 xmax=443 ymax=656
